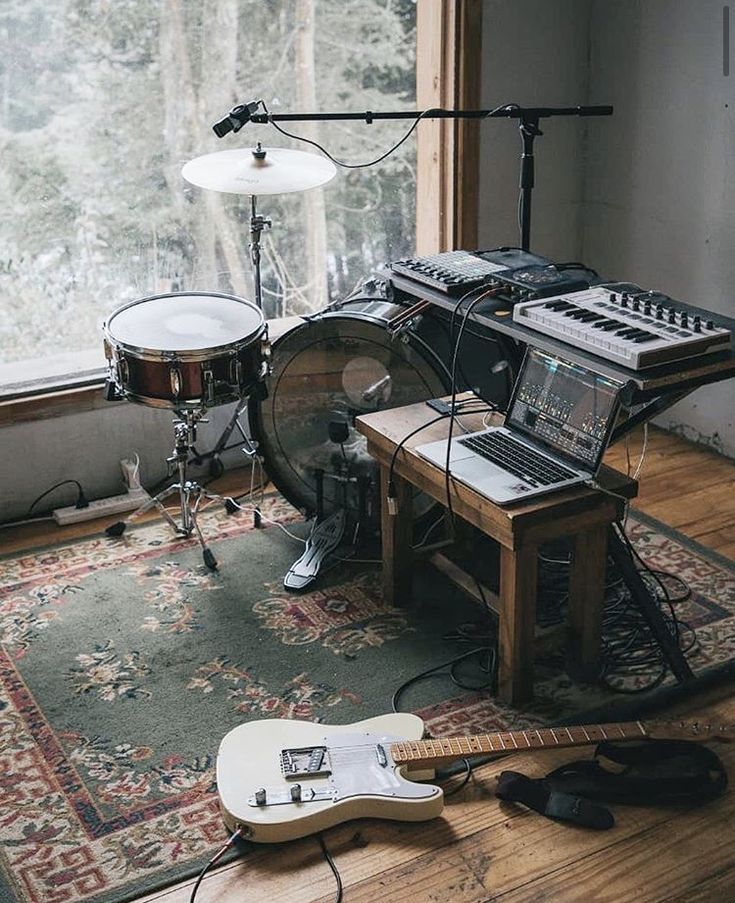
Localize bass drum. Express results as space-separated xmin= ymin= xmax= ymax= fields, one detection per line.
xmin=249 ymin=296 xmax=510 ymax=530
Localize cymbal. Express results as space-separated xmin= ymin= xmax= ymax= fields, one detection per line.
xmin=181 ymin=146 xmax=337 ymax=196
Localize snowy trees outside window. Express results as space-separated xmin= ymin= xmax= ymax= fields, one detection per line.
xmin=0 ymin=0 xmax=416 ymax=372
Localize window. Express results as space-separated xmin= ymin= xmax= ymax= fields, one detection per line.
xmin=0 ymin=0 xmax=418 ymax=394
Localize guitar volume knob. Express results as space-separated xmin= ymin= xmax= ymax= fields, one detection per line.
xmin=255 ymin=788 xmax=267 ymax=806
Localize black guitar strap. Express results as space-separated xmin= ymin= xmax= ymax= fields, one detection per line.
xmin=496 ymin=769 xmax=615 ymax=829
xmin=496 ymin=739 xmax=728 ymax=829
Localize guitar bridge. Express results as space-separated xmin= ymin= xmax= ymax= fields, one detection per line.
xmin=280 ymin=745 xmax=331 ymax=779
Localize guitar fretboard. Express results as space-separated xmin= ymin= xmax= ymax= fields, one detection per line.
xmin=390 ymin=721 xmax=647 ymax=766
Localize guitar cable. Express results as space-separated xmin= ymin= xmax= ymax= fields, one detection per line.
xmin=188 ymin=829 xmax=345 ymax=903
xmin=189 ymin=827 xmax=246 ymax=903
xmin=317 ymin=834 xmax=344 ymax=903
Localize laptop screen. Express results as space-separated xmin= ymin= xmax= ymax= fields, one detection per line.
xmin=505 ymin=348 xmax=623 ymax=471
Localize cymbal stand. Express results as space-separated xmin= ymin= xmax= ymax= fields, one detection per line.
xmin=249 ymin=191 xmax=271 ymax=312
xmin=105 ymin=409 xmax=230 ymax=570
xmin=192 ymin=151 xmax=271 ymax=475
xmin=211 ymin=180 xmax=272 ymax=464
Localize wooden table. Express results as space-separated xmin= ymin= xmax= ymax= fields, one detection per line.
xmin=355 ymin=400 xmax=638 ymax=705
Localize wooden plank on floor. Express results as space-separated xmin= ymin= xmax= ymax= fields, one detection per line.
xmin=138 ymin=690 xmax=735 ymax=903
xmin=641 ymin=479 xmax=735 ymax=532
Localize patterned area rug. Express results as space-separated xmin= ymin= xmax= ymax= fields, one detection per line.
xmin=1 ymin=496 xmax=735 ymax=903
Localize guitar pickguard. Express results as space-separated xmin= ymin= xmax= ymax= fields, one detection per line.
xmin=247 ymin=731 xmax=439 ymax=809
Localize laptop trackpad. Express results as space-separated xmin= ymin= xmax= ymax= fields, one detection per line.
xmin=453 ymin=456 xmax=503 ymax=482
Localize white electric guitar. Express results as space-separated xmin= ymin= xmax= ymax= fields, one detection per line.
xmin=216 ymin=712 xmax=731 ymax=843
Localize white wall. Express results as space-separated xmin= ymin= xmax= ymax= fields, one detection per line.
xmin=0 ymin=400 xmax=249 ymax=524
xmin=478 ymin=0 xmax=593 ymax=261
xmin=583 ymin=0 xmax=735 ymax=453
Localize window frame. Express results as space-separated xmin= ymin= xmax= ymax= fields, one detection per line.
xmin=1 ymin=1 xmax=483 ymax=419
xmin=416 ymin=0 xmax=483 ymax=254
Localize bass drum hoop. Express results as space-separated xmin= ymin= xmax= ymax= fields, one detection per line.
xmin=249 ymin=300 xmax=453 ymax=524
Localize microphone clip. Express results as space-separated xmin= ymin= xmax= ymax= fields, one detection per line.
xmin=212 ymin=100 xmax=262 ymax=138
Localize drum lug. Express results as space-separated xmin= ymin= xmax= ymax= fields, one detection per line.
xmin=104 ymin=362 xmax=124 ymax=401
xmin=202 ymin=368 xmax=216 ymax=406
xmin=117 ymin=356 xmax=129 ymax=385
xmin=170 ymin=367 xmax=182 ymax=398
xmin=261 ymin=337 xmax=272 ymax=374
xmin=229 ymin=356 xmax=243 ymax=386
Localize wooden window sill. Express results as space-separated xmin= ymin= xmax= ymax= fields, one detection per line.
xmin=0 ymin=315 xmax=304 ymax=427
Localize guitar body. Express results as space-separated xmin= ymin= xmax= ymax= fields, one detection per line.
xmin=216 ymin=713 xmax=443 ymax=843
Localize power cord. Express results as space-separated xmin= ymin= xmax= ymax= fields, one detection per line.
xmin=535 ymin=512 xmax=697 ymax=693
xmin=27 ymin=479 xmax=88 ymax=517
xmin=391 ymin=643 xmax=497 ymax=715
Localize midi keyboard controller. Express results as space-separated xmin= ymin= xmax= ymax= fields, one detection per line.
xmin=388 ymin=249 xmax=733 ymax=372
xmin=513 ymin=283 xmax=732 ymax=370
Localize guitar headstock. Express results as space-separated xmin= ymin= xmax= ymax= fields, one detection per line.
xmin=645 ymin=719 xmax=734 ymax=743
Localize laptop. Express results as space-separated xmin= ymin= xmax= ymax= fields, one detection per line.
xmin=415 ymin=348 xmax=624 ymax=505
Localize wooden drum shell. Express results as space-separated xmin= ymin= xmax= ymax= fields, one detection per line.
xmin=103 ymin=291 xmax=267 ymax=409
xmin=111 ymin=340 xmax=266 ymax=409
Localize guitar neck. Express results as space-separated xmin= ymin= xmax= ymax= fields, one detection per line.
xmin=390 ymin=721 xmax=648 ymax=768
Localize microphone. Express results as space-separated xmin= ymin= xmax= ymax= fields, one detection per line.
xmin=212 ymin=100 xmax=261 ymax=138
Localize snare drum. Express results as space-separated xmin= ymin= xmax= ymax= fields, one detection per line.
xmin=103 ymin=291 xmax=267 ymax=409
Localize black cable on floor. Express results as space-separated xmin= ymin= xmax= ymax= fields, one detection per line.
xmin=438 ymin=757 xmax=473 ymax=796
xmin=317 ymin=833 xmax=343 ymax=903
xmin=391 ymin=645 xmax=497 ymax=715
xmin=189 ymin=828 xmax=246 ymax=903
xmin=534 ymin=521 xmax=698 ymax=693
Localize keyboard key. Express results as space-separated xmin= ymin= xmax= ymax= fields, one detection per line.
xmin=458 ymin=433 xmax=577 ymax=485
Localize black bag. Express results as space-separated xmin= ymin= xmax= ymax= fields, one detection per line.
xmin=495 ymin=739 xmax=728 ymax=829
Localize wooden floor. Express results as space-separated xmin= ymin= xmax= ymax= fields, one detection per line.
xmin=603 ymin=426 xmax=735 ymax=559
xmin=5 ymin=425 xmax=735 ymax=902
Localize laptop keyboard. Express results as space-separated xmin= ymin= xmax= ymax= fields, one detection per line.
xmin=457 ymin=432 xmax=578 ymax=487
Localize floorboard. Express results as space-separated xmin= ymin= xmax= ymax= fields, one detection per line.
xmin=4 ymin=424 xmax=735 ymax=902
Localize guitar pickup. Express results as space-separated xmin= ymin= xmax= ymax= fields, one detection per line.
xmin=280 ymin=746 xmax=331 ymax=779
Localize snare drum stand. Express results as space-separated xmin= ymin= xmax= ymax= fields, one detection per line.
xmin=105 ymin=409 xmax=229 ymax=569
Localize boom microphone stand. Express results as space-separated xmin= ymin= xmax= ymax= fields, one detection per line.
xmin=212 ymin=101 xmax=614 ymax=251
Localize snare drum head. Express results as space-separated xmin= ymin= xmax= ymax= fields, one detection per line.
xmin=105 ymin=292 xmax=263 ymax=356
xmin=250 ymin=310 xmax=450 ymax=529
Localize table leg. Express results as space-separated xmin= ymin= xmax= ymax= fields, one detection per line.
xmin=498 ymin=544 xmax=537 ymax=704
xmin=567 ymin=524 xmax=606 ymax=681
xmin=380 ymin=465 xmax=413 ymax=606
